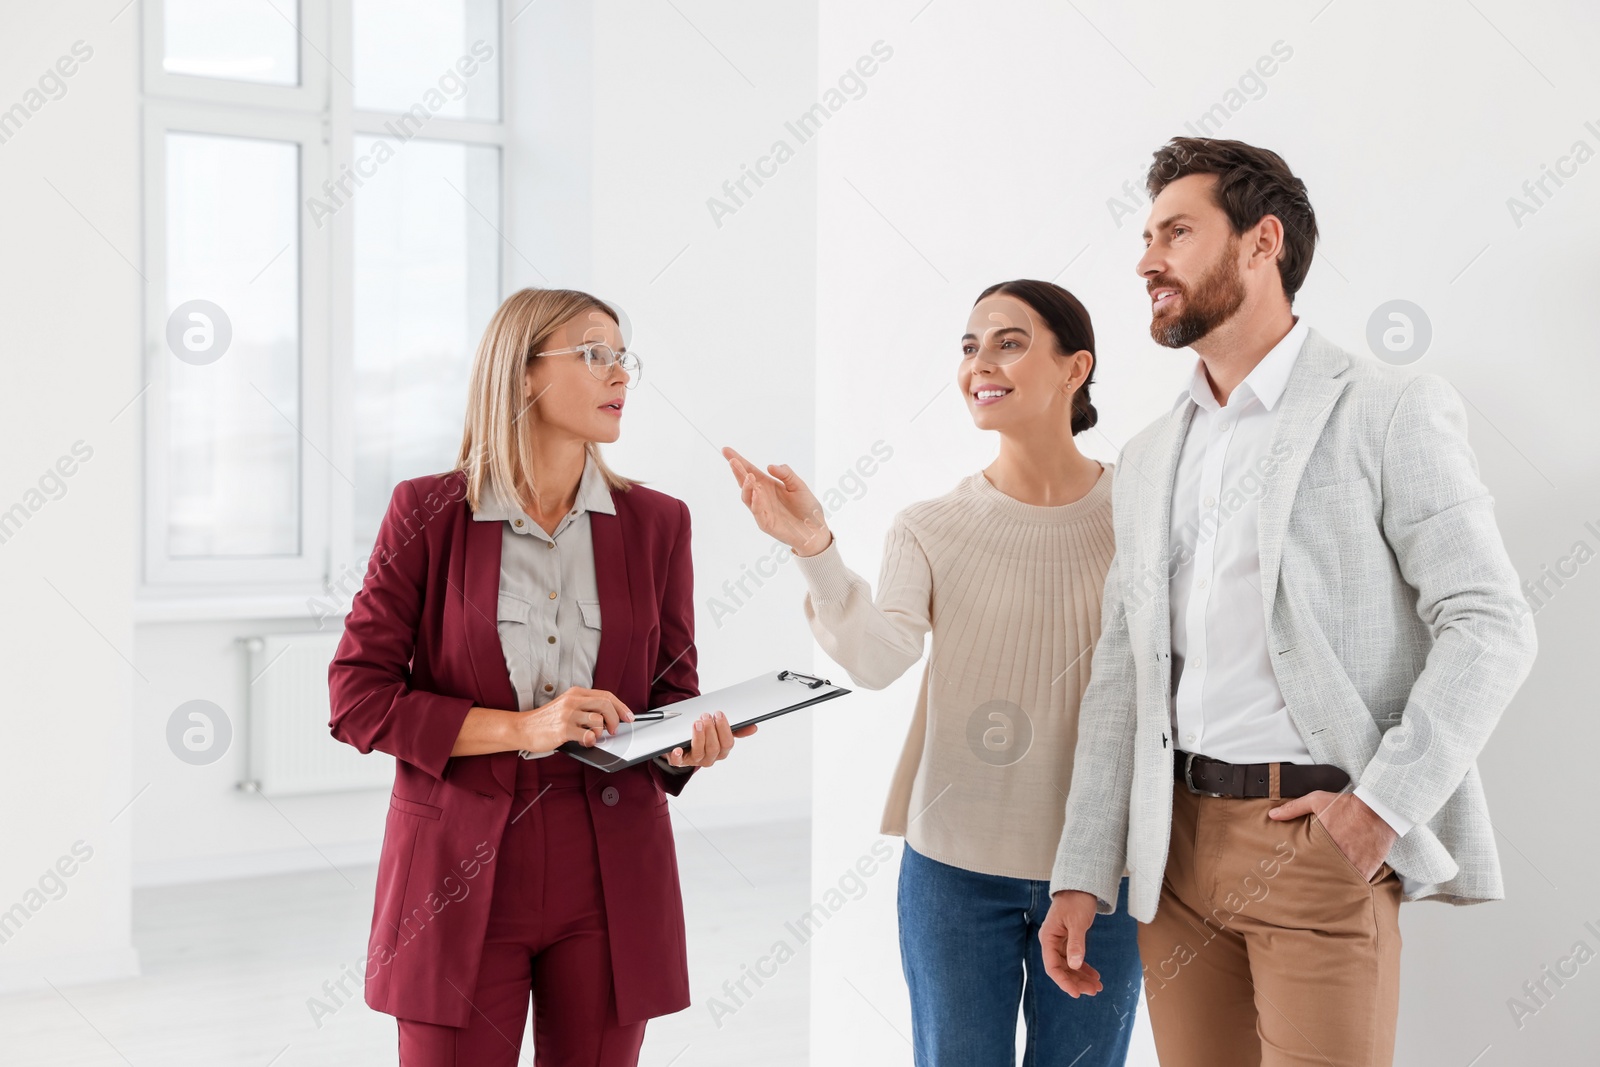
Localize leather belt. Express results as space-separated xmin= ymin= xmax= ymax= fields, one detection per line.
xmin=1175 ymin=749 xmax=1350 ymax=799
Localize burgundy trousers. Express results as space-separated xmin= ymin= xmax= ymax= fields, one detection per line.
xmin=397 ymin=755 xmax=647 ymax=1067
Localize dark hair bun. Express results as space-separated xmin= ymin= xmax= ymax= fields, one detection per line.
xmin=1071 ymin=395 xmax=1098 ymax=436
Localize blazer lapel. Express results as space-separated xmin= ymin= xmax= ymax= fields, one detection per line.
xmin=462 ymin=515 xmax=518 ymax=795
xmin=589 ymin=497 xmax=635 ymax=698
xmin=1132 ymin=402 xmax=1195 ymax=659
xmin=1257 ymin=330 xmax=1352 ymax=618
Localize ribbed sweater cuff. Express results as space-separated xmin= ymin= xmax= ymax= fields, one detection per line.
xmin=793 ymin=536 xmax=855 ymax=604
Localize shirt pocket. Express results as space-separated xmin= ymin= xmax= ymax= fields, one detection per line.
xmin=498 ymin=591 xmax=532 ymax=625
xmin=578 ymin=598 xmax=602 ymax=630
xmin=497 ymin=591 xmax=534 ymax=645
xmin=496 ymin=591 xmax=536 ymax=710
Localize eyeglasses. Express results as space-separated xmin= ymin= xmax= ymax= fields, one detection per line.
xmin=531 ymin=342 xmax=643 ymax=388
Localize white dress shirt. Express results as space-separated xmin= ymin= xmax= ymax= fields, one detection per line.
xmin=1167 ymin=318 xmax=1411 ymax=837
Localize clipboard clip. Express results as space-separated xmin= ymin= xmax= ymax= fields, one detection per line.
xmin=778 ymin=669 xmax=830 ymax=689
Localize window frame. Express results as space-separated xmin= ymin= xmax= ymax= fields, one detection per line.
xmin=140 ymin=101 xmax=332 ymax=589
xmin=139 ymin=0 xmax=508 ymax=607
xmin=142 ymin=0 xmax=330 ymax=112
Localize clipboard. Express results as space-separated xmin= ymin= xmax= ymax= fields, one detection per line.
xmin=557 ymin=669 xmax=850 ymax=772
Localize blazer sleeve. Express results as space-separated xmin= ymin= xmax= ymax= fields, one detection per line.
xmin=1049 ymin=539 xmax=1138 ymax=914
xmin=1355 ymin=373 xmax=1538 ymax=828
xmin=649 ymin=499 xmax=701 ymax=794
xmin=328 ymin=479 xmax=475 ymax=780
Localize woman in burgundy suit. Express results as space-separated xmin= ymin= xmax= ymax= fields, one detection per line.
xmin=329 ymin=288 xmax=754 ymax=1066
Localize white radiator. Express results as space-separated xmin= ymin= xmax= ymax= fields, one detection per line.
xmin=242 ymin=632 xmax=395 ymax=796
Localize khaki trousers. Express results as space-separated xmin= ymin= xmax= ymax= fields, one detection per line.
xmin=1137 ymin=778 xmax=1403 ymax=1066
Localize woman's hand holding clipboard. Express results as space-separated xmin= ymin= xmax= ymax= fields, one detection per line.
xmin=557 ymin=670 xmax=851 ymax=772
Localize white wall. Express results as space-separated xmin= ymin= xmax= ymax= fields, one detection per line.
xmin=130 ymin=618 xmax=392 ymax=885
xmin=0 ymin=5 xmax=141 ymax=989
xmin=809 ymin=1 xmax=1600 ymax=1064
xmin=585 ymin=0 xmax=820 ymax=825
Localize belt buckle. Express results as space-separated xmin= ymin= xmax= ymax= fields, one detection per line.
xmin=1183 ymin=752 xmax=1229 ymax=798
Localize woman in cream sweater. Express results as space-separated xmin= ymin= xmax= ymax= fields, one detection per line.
xmin=724 ymin=280 xmax=1140 ymax=1066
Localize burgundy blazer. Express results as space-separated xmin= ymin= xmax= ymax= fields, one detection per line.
xmin=328 ymin=469 xmax=699 ymax=1028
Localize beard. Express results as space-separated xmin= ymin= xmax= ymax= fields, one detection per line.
xmin=1148 ymin=240 xmax=1246 ymax=349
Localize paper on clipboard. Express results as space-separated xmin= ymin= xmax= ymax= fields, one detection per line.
xmin=558 ymin=669 xmax=850 ymax=771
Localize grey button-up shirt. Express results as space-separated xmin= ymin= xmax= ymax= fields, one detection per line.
xmin=474 ymin=453 xmax=690 ymax=773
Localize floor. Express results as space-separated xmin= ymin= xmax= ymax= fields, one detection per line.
xmin=0 ymin=819 xmax=811 ymax=1066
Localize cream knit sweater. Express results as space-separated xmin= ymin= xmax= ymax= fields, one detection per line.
xmin=795 ymin=463 xmax=1115 ymax=881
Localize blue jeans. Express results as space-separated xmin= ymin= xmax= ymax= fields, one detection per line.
xmin=897 ymin=842 xmax=1141 ymax=1067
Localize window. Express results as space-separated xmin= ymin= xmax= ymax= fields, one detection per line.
xmin=140 ymin=0 xmax=505 ymax=598
xmin=164 ymin=131 xmax=303 ymax=560
xmin=350 ymin=137 xmax=501 ymax=562
xmin=162 ymin=0 xmax=300 ymax=86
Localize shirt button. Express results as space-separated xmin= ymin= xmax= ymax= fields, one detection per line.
xmin=546 ymin=541 xmax=555 ymax=550
xmin=601 ymin=786 xmax=620 ymax=806
xmin=1203 ymin=496 xmax=1216 ymax=509
xmin=1191 ymin=655 xmax=1204 ymax=669
xmin=1219 ymin=421 xmax=1231 ymax=431
xmin=544 ymin=683 xmax=554 ymax=693
xmin=513 ymin=518 xmax=524 ymax=528
xmin=547 ymin=635 xmax=557 ymax=645
xmin=548 ymin=591 xmax=558 ymax=600
xmin=1197 ymin=578 xmax=1209 ymax=590
xmin=1185 ymin=732 xmax=1197 ymax=743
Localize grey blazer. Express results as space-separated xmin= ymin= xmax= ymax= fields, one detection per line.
xmin=1049 ymin=328 xmax=1537 ymax=923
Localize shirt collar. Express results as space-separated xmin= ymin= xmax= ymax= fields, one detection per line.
xmin=472 ymin=451 xmax=618 ymax=524
xmin=1172 ymin=317 xmax=1310 ymax=414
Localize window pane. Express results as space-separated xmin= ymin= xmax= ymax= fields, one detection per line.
xmin=165 ymin=133 xmax=301 ymax=558
xmin=352 ymin=138 xmax=500 ymax=559
xmin=352 ymin=0 xmax=500 ymax=120
xmin=163 ymin=0 xmax=299 ymax=85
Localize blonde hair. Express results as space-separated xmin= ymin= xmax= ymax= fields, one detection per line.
xmin=455 ymin=287 xmax=635 ymax=514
